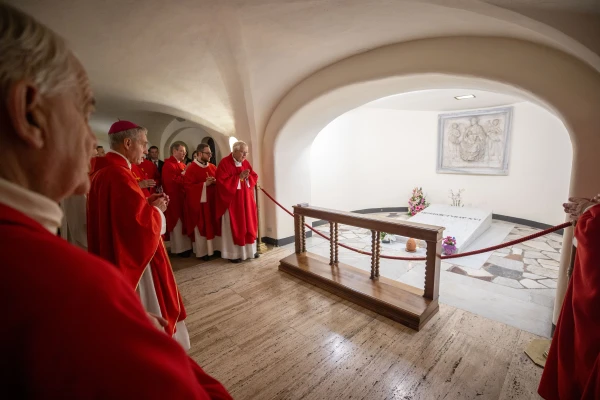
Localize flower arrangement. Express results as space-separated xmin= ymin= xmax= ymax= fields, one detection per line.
xmin=408 ymin=187 xmax=429 ymax=216
xmin=442 ymin=236 xmax=458 ymax=255
xmin=443 ymin=236 xmax=456 ymax=246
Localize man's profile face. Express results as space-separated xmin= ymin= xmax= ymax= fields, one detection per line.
xmin=96 ymin=147 xmax=105 ymax=156
xmin=130 ymin=132 xmax=148 ymax=165
xmin=172 ymin=146 xmax=186 ymax=162
xmin=45 ymin=58 xmax=96 ymax=197
xmin=149 ymin=148 xmax=159 ymax=160
xmin=199 ymin=147 xmax=212 ymax=163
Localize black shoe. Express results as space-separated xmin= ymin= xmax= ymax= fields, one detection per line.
xmin=229 ymin=258 xmax=242 ymax=264
xmin=178 ymin=250 xmax=192 ymax=258
xmin=202 ymin=255 xmax=210 ymax=261
xmin=254 ymin=252 xmax=260 ymax=259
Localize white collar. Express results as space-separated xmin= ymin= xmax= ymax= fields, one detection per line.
xmin=232 ymin=153 xmax=242 ymax=167
xmin=194 ymin=159 xmax=209 ymax=168
xmin=0 ymin=178 xmax=63 ymax=234
xmin=107 ymin=149 xmax=131 ymax=170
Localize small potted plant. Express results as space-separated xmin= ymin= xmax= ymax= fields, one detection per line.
xmin=442 ymin=236 xmax=457 ymax=255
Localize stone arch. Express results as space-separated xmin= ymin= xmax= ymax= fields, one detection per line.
xmin=261 ymin=36 xmax=600 ymax=325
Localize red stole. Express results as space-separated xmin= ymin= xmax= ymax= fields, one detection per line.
xmin=131 ymin=163 xmax=151 ymax=198
xmin=539 ymin=204 xmax=600 ymax=399
xmin=162 ymin=156 xmax=187 ymax=234
xmin=183 ymin=161 xmax=217 ymax=240
xmin=214 ymin=154 xmax=258 ymax=246
xmin=87 ymin=152 xmax=185 ymax=335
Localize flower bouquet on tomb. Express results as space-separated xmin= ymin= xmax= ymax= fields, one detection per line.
xmin=408 ymin=187 xmax=430 ymax=216
xmin=442 ymin=236 xmax=457 ymax=256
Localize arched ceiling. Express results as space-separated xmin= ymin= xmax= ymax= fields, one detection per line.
xmin=10 ymin=0 xmax=600 ymax=140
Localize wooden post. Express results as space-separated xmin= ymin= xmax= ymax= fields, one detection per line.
xmin=424 ymin=238 xmax=442 ymax=300
xmin=301 ymin=216 xmax=306 ymax=252
xmin=334 ymin=223 xmax=339 ymax=264
xmin=375 ymin=231 xmax=381 ymax=278
xmin=370 ymin=230 xmax=376 ymax=279
xmin=294 ymin=213 xmax=302 ymax=254
xmin=329 ymin=221 xmax=334 ymax=266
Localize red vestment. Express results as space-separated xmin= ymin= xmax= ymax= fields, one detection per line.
xmin=184 ymin=161 xmax=217 ymax=240
xmin=0 ymin=203 xmax=231 ymax=399
xmin=131 ymin=163 xmax=151 ymax=198
xmin=87 ymin=152 xmax=186 ymax=336
xmin=215 ymin=154 xmax=258 ymax=246
xmin=162 ymin=156 xmax=187 ymax=234
xmin=539 ymin=204 xmax=600 ymax=399
xmin=139 ymin=158 xmax=160 ymax=193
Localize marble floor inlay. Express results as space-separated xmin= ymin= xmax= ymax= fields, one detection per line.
xmin=305 ymin=212 xmax=562 ymax=337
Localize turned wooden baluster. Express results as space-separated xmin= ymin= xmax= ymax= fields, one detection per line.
xmin=375 ymin=231 xmax=381 ymax=278
xmin=329 ymin=221 xmax=334 ymax=265
xmin=370 ymin=230 xmax=376 ymax=279
xmin=294 ymin=213 xmax=301 ymax=254
xmin=334 ymin=223 xmax=339 ymax=264
xmin=300 ymin=216 xmax=306 ymax=252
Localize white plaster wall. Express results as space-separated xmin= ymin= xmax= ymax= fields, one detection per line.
xmin=310 ymin=102 xmax=572 ymax=226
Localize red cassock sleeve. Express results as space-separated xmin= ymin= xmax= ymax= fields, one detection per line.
xmin=539 ymin=204 xmax=600 ymax=400
xmin=88 ymin=166 xmax=163 ymax=289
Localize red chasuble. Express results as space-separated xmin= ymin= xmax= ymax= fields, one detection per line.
xmin=215 ymin=154 xmax=258 ymax=246
xmin=184 ymin=161 xmax=217 ymax=240
xmin=162 ymin=156 xmax=187 ymax=234
xmin=539 ymin=204 xmax=600 ymax=399
xmin=87 ymin=152 xmax=186 ymax=336
xmin=0 ymin=203 xmax=231 ymax=399
xmin=139 ymin=158 xmax=160 ymax=193
xmin=131 ymin=163 xmax=151 ymax=198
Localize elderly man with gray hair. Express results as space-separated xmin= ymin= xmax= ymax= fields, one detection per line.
xmin=215 ymin=140 xmax=259 ymax=262
xmin=0 ymin=3 xmax=231 ymax=398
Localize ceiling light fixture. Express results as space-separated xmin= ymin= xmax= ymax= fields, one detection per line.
xmin=454 ymin=94 xmax=476 ymax=100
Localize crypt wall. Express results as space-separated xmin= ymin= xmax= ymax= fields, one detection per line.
xmin=310 ymin=101 xmax=571 ymax=226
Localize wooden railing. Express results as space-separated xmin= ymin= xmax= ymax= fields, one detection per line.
xmin=281 ymin=205 xmax=444 ymax=330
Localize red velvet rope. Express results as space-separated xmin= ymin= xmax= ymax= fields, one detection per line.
xmin=259 ymin=187 xmax=572 ymax=261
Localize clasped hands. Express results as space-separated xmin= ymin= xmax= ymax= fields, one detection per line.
xmin=563 ymin=194 xmax=600 ymax=221
xmin=239 ymin=169 xmax=250 ymax=180
xmin=148 ymin=193 xmax=169 ymax=212
xmin=206 ymin=176 xmax=216 ymax=186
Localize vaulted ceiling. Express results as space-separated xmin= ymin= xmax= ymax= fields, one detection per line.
xmin=10 ymin=0 xmax=600 ymax=142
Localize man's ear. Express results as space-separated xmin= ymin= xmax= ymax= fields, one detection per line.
xmin=6 ymin=81 xmax=46 ymax=149
xmin=123 ymin=138 xmax=132 ymax=150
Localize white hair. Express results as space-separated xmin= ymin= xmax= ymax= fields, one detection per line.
xmin=109 ymin=127 xmax=147 ymax=149
xmin=232 ymin=141 xmax=248 ymax=152
xmin=0 ymin=3 xmax=77 ymax=102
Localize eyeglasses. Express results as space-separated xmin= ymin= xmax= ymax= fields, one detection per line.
xmin=201 ymin=152 xmax=212 ymax=156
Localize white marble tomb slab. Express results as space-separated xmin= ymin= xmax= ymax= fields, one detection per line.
xmin=407 ymin=204 xmax=492 ymax=252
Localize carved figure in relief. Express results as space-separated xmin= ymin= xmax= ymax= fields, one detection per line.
xmin=486 ymin=119 xmax=504 ymax=162
xmin=448 ymin=123 xmax=462 ymax=160
xmin=459 ymin=117 xmax=487 ymax=161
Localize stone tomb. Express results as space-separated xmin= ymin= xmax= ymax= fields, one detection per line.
xmin=407 ymin=204 xmax=492 ymax=252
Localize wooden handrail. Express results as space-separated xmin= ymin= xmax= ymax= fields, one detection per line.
xmin=293 ymin=205 xmax=443 ymax=241
xmin=293 ymin=205 xmax=444 ymax=302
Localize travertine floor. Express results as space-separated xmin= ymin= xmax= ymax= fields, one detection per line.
xmin=173 ymin=246 xmax=543 ymax=400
